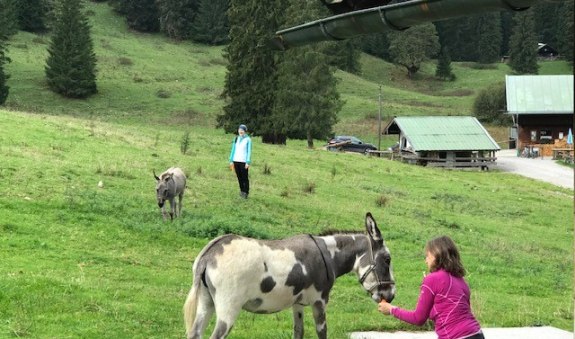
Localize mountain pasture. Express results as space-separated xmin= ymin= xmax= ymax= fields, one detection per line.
xmin=0 ymin=109 xmax=572 ymax=338
xmin=0 ymin=2 xmax=573 ymax=338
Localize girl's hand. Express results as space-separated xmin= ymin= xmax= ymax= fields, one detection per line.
xmin=378 ymin=300 xmax=394 ymax=315
xmin=245 ymin=164 xmax=250 ymax=169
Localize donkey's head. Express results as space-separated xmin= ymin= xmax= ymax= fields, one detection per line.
xmin=154 ymin=170 xmax=173 ymax=208
xmin=358 ymin=212 xmax=395 ymax=303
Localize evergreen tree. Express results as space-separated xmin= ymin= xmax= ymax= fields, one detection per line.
xmin=533 ymin=2 xmax=562 ymax=47
xmin=110 ymin=0 xmax=159 ymax=32
xmin=0 ymin=36 xmax=10 ymax=105
xmin=476 ymin=12 xmax=502 ymax=64
xmin=500 ymin=11 xmax=513 ymax=57
xmin=219 ymin=0 xmax=287 ymax=144
xmin=360 ymin=33 xmax=391 ymax=61
xmin=436 ymin=17 xmax=478 ymax=62
xmin=45 ymin=0 xmax=97 ymax=98
xmin=435 ymin=46 xmax=455 ymax=81
xmin=388 ymin=23 xmax=439 ymax=78
xmin=157 ymin=0 xmax=198 ymax=40
xmin=0 ymin=0 xmax=19 ymax=37
xmin=273 ymin=0 xmax=341 ymax=148
xmin=191 ymin=0 xmax=229 ymax=45
xmin=557 ymin=0 xmax=574 ymax=67
xmin=16 ymin=0 xmax=49 ymax=33
xmin=508 ymin=10 xmax=539 ymax=74
xmin=323 ymin=39 xmax=361 ymax=74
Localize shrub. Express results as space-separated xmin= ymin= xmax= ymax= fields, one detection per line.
xmin=180 ymin=131 xmax=191 ymax=155
xmin=472 ymin=82 xmax=511 ymax=126
xmin=303 ymin=181 xmax=316 ymax=194
xmin=375 ymin=194 xmax=388 ymax=208
xmin=118 ymin=57 xmax=133 ymax=66
xmin=156 ymin=89 xmax=171 ymax=98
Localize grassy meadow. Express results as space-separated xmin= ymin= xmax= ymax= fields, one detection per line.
xmin=1 ymin=2 xmax=573 ymax=338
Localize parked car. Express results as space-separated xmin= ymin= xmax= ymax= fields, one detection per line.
xmin=327 ymin=136 xmax=378 ymax=154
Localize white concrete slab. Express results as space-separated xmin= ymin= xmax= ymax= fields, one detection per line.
xmin=350 ymin=326 xmax=572 ymax=339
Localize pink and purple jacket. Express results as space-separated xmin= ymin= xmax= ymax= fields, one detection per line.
xmin=390 ymin=269 xmax=482 ymax=339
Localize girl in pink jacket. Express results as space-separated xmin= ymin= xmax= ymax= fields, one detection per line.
xmin=378 ymin=236 xmax=484 ymax=339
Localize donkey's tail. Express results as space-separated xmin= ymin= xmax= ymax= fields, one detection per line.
xmin=183 ymin=277 xmax=201 ymax=337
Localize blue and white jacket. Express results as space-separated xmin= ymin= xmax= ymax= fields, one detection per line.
xmin=229 ymin=134 xmax=252 ymax=164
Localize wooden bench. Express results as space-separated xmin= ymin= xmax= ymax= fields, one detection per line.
xmin=552 ymin=148 xmax=574 ymax=160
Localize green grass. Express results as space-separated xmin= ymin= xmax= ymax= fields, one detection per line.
xmin=1 ymin=2 xmax=573 ymax=338
xmin=0 ymin=109 xmax=572 ymax=338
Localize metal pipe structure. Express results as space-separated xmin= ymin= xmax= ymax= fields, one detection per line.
xmin=271 ymin=0 xmax=540 ymax=50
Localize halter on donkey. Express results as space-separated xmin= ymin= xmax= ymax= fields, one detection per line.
xmin=183 ymin=212 xmax=395 ymax=339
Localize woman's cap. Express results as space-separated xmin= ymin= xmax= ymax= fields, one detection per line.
xmin=239 ymin=124 xmax=247 ymax=132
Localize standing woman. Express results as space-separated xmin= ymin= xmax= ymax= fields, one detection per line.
xmin=229 ymin=124 xmax=252 ymax=199
xmin=378 ymin=236 xmax=484 ymax=339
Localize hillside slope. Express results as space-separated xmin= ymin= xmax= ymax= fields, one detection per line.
xmin=3 ymin=2 xmax=571 ymax=144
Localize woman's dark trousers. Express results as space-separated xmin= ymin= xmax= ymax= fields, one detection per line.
xmin=233 ymin=162 xmax=249 ymax=197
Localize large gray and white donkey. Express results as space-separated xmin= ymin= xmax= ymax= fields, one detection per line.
xmin=154 ymin=167 xmax=186 ymax=221
xmin=183 ymin=212 xmax=395 ymax=339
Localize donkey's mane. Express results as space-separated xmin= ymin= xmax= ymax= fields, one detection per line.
xmin=318 ymin=229 xmax=365 ymax=236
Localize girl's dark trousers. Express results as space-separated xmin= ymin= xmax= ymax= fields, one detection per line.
xmin=233 ymin=162 xmax=249 ymax=196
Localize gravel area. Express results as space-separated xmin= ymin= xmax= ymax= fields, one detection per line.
xmin=495 ymin=149 xmax=573 ymax=189
xmin=350 ymin=326 xmax=572 ymax=339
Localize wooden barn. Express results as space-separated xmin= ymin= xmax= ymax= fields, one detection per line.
xmin=505 ymin=75 xmax=574 ymax=158
xmin=384 ymin=116 xmax=500 ymax=169
xmin=537 ymin=43 xmax=559 ymax=59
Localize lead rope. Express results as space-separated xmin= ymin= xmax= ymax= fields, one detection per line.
xmin=308 ymin=234 xmax=331 ymax=283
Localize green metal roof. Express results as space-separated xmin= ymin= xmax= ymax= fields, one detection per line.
xmin=388 ymin=116 xmax=500 ymax=151
xmin=505 ymin=75 xmax=574 ymax=114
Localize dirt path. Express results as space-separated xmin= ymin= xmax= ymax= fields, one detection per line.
xmin=495 ymin=149 xmax=573 ymax=189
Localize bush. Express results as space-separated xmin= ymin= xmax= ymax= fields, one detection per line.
xmin=472 ymin=82 xmax=511 ymax=126
xmin=180 ymin=131 xmax=191 ymax=155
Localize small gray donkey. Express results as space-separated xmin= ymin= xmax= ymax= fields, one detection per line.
xmin=154 ymin=167 xmax=187 ymax=221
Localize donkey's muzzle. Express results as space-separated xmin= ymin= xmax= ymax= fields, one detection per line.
xmin=158 ymin=201 xmax=165 ymax=208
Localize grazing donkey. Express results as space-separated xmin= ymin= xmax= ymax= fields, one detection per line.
xmin=154 ymin=167 xmax=186 ymax=221
xmin=183 ymin=212 xmax=395 ymax=339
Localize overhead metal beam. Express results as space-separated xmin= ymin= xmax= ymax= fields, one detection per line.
xmin=271 ymin=0 xmax=539 ymax=50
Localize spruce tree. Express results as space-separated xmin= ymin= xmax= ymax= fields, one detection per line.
xmin=191 ymin=0 xmax=229 ymax=45
xmin=360 ymin=33 xmax=391 ymax=61
xmin=219 ymin=0 xmax=287 ymax=144
xmin=0 ymin=0 xmax=19 ymax=37
xmin=435 ymin=46 xmax=455 ymax=81
xmin=323 ymin=40 xmax=361 ymax=74
xmin=111 ymin=0 xmax=160 ymax=32
xmin=273 ymin=0 xmax=341 ymax=148
xmin=557 ymin=0 xmax=574 ymax=67
xmin=16 ymin=0 xmax=49 ymax=33
xmin=0 ymin=37 xmax=10 ymax=105
xmin=476 ymin=12 xmax=502 ymax=64
xmin=45 ymin=0 xmax=97 ymax=98
xmin=508 ymin=10 xmax=539 ymax=74
xmin=500 ymin=11 xmax=513 ymax=57
xmin=157 ymin=0 xmax=198 ymax=40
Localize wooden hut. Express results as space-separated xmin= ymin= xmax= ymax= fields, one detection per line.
xmin=537 ymin=43 xmax=559 ymax=59
xmin=505 ymin=75 xmax=574 ymax=158
xmin=384 ymin=116 xmax=500 ymax=169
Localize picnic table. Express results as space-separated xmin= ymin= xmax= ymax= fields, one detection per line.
xmin=552 ymin=148 xmax=574 ymax=160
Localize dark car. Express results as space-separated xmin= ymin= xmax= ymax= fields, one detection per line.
xmin=327 ymin=136 xmax=377 ymax=154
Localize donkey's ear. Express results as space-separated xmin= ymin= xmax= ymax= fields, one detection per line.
xmin=153 ymin=170 xmax=160 ymax=181
xmin=365 ymin=212 xmax=382 ymax=242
